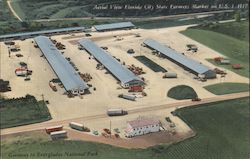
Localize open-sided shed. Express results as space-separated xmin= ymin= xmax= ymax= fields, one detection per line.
xmin=0 ymin=27 xmax=85 ymax=41
xmin=79 ymin=38 xmax=144 ymax=88
xmin=93 ymin=22 xmax=135 ymax=32
xmin=143 ymin=39 xmax=216 ymax=79
xmin=34 ymin=36 xmax=88 ymax=95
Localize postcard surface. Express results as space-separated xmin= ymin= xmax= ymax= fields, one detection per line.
xmin=0 ymin=0 xmax=249 ymax=159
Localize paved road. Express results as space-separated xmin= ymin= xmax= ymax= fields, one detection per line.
xmin=7 ymin=0 xmax=23 ymax=22
xmin=1 ymin=92 xmax=249 ymax=136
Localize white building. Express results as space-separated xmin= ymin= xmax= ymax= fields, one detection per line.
xmin=125 ymin=118 xmax=160 ymax=138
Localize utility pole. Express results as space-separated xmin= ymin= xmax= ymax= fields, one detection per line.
xmin=110 ymin=120 xmax=112 ymax=138
xmin=140 ymin=45 xmax=141 ymax=56
xmin=0 ymin=42 xmax=2 ymax=79
xmin=41 ymin=94 xmax=44 ymax=102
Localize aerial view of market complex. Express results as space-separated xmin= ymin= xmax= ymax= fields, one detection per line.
xmin=0 ymin=0 xmax=249 ymax=159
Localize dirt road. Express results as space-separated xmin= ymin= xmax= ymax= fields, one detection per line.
xmin=7 ymin=0 xmax=23 ymax=22
xmin=1 ymin=92 xmax=249 ymax=136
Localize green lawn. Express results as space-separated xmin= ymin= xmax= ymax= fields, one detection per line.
xmin=1 ymin=98 xmax=249 ymax=159
xmin=181 ymin=22 xmax=249 ymax=78
xmin=167 ymin=85 xmax=197 ymax=100
xmin=191 ymin=21 xmax=249 ymax=42
xmin=134 ymin=56 xmax=167 ymax=72
xmin=0 ymin=0 xmax=18 ymax=22
xmin=10 ymin=0 xmax=26 ymax=20
xmin=204 ymin=83 xmax=250 ymax=95
xmin=0 ymin=95 xmax=52 ymax=129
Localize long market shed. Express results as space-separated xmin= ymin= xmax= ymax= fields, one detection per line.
xmin=143 ymin=39 xmax=216 ymax=79
xmin=79 ymin=38 xmax=144 ymax=88
xmin=34 ymin=36 xmax=89 ymax=95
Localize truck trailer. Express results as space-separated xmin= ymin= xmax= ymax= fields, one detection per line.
xmin=163 ymin=72 xmax=177 ymax=78
xmin=118 ymin=94 xmax=136 ymax=101
xmin=50 ymin=130 xmax=67 ymax=140
xmin=107 ymin=108 xmax=127 ymax=116
xmin=69 ymin=122 xmax=85 ymax=131
xmin=45 ymin=125 xmax=63 ymax=134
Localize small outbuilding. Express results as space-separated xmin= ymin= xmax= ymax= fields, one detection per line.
xmin=163 ymin=72 xmax=177 ymax=78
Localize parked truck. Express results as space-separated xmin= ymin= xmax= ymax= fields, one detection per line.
xmin=45 ymin=125 xmax=63 ymax=134
xmin=49 ymin=81 xmax=57 ymax=92
xmin=107 ymin=108 xmax=127 ymax=116
xmin=10 ymin=45 xmax=20 ymax=52
xmin=15 ymin=68 xmax=32 ymax=76
xmin=69 ymin=122 xmax=85 ymax=131
xmin=118 ymin=94 xmax=136 ymax=101
xmin=191 ymin=97 xmax=201 ymax=102
xmin=50 ymin=130 xmax=67 ymax=140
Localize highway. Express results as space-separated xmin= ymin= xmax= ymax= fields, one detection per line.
xmin=1 ymin=92 xmax=249 ymax=136
xmin=33 ymin=10 xmax=234 ymax=22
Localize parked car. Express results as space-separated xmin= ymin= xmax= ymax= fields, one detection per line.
xmin=191 ymin=97 xmax=201 ymax=101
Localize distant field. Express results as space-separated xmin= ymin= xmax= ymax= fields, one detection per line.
xmin=10 ymin=0 xmax=114 ymax=20
xmin=191 ymin=21 xmax=249 ymax=42
xmin=134 ymin=56 xmax=167 ymax=72
xmin=204 ymin=83 xmax=250 ymax=95
xmin=167 ymin=85 xmax=197 ymax=100
xmin=181 ymin=21 xmax=249 ymax=78
xmin=9 ymin=0 xmax=243 ymax=20
xmin=1 ymin=97 xmax=249 ymax=159
xmin=0 ymin=0 xmax=16 ymax=21
xmin=0 ymin=95 xmax=51 ymax=128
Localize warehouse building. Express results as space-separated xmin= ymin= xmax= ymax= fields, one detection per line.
xmin=34 ymin=36 xmax=89 ymax=95
xmin=79 ymin=39 xmax=144 ymax=88
xmin=143 ymin=39 xmax=216 ymax=79
xmin=0 ymin=27 xmax=85 ymax=41
xmin=125 ymin=118 xmax=160 ymax=138
xmin=93 ymin=22 xmax=135 ymax=32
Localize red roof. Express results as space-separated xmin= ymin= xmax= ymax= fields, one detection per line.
xmin=128 ymin=118 xmax=159 ymax=128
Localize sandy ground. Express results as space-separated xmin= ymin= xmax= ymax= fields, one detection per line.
xmin=1 ymin=25 xmax=249 ymax=144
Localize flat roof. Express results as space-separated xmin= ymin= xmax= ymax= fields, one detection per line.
xmin=128 ymin=118 xmax=160 ymax=128
xmin=94 ymin=22 xmax=135 ymax=31
xmin=34 ymin=36 xmax=88 ymax=92
xmin=0 ymin=27 xmax=85 ymax=40
xmin=79 ymin=38 xmax=143 ymax=85
xmin=143 ymin=39 xmax=211 ymax=74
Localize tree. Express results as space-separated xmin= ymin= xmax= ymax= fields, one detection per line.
xmin=21 ymin=21 xmax=29 ymax=28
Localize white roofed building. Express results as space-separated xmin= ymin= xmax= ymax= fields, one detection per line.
xmin=125 ymin=118 xmax=160 ymax=138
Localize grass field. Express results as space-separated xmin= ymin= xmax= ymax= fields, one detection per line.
xmin=192 ymin=21 xmax=249 ymax=42
xmin=1 ymin=97 xmax=249 ymax=159
xmin=167 ymin=85 xmax=197 ymax=100
xmin=10 ymin=0 xmax=104 ymax=20
xmin=134 ymin=56 xmax=167 ymax=72
xmin=9 ymin=0 xmax=234 ymax=20
xmin=0 ymin=95 xmax=52 ymax=129
xmin=181 ymin=21 xmax=249 ymax=78
xmin=204 ymin=83 xmax=250 ymax=95
xmin=0 ymin=0 xmax=19 ymax=35
xmin=0 ymin=0 xmax=17 ymax=21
